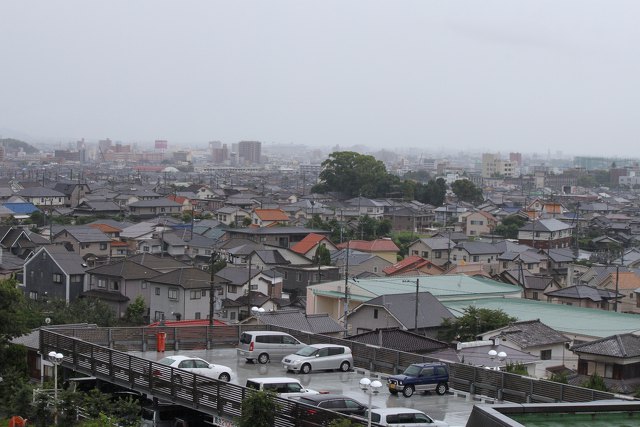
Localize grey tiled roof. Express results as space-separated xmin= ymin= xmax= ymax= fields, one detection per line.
xmin=215 ymin=266 xmax=259 ymax=285
xmin=127 ymin=253 xmax=189 ymax=270
xmin=56 ymin=227 xmax=110 ymax=243
xmin=491 ymin=320 xmax=569 ymax=349
xmin=253 ymin=250 xmax=289 ymax=265
xmin=129 ymin=199 xmax=182 ymax=208
xmin=146 ymin=268 xmax=211 ymax=289
xmin=44 ymin=245 xmax=89 ymax=274
xmin=546 ymin=285 xmax=619 ymax=302
xmin=417 ymin=238 xmax=453 ymax=251
xmin=455 ymin=241 xmax=500 ymax=255
xmin=249 ymin=309 xmax=344 ymax=334
xmin=17 ymin=186 xmax=66 ymax=197
xmin=361 ymin=292 xmax=454 ymax=329
xmin=572 ymin=333 xmax=640 ymax=358
xmin=519 ymin=218 xmax=573 ymax=232
xmin=348 ymin=328 xmax=448 ymax=354
xmin=87 ymin=258 xmax=161 ymax=280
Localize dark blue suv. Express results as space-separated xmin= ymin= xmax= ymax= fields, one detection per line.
xmin=387 ymin=362 xmax=449 ymax=397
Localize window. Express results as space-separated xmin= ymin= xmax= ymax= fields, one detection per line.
xmin=422 ymin=251 xmax=428 ymax=257
xmin=230 ymin=312 xmax=236 ymax=320
xmin=283 ymin=271 xmax=288 ymax=279
xmin=193 ymin=248 xmax=199 ymax=254
xmin=143 ymin=246 xmax=150 ymax=252
xmin=168 ymin=288 xmax=178 ymax=300
xmin=29 ymin=291 xmax=38 ymax=300
xmin=503 ymin=261 xmax=509 ymax=268
xmin=195 ymin=312 xmax=201 ymax=320
xmin=473 ymin=256 xmax=479 ymax=262
xmin=112 ymin=281 xmax=119 ymax=291
xmin=154 ymin=311 xmax=164 ymax=321
xmin=155 ymin=287 xmax=161 ymax=296
xmin=100 ymin=243 xmax=107 ymax=250
xmin=98 ymin=279 xmax=106 ymax=288
xmin=532 ymin=291 xmax=539 ymax=300
xmin=412 ymin=250 xmax=419 ymax=255
xmin=296 ymin=273 xmax=302 ymax=282
xmin=217 ymin=287 xmax=223 ymax=295
xmin=373 ymin=309 xmax=378 ymax=319
xmin=70 ymin=275 xmax=83 ymax=283
xmin=540 ymin=349 xmax=552 ymax=360
xmin=250 ymin=284 xmax=258 ymax=290
xmin=373 ymin=266 xmax=378 ymax=273
xmin=228 ymin=285 xmax=238 ymax=294
xmin=142 ymin=282 xmax=147 ymax=289
xmin=201 ymin=289 xmax=206 ymax=297
xmin=53 ymin=273 xmax=62 ymax=283
xmin=222 ymin=310 xmax=228 ymax=319
xmin=435 ymin=251 xmax=442 ymax=259
xmin=190 ymin=290 xmax=201 ymax=299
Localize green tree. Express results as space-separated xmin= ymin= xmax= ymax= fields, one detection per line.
xmin=328 ymin=419 xmax=358 ymax=427
xmin=505 ymin=362 xmax=529 ymax=376
xmin=549 ymin=371 xmax=568 ymax=384
xmin=237 ymin=391 xmax=278 ymax=427
xmin=391 ymin=231 xmax=417 ymax=258
xmin=581 ymin=372 xmax=608 ymax=392
xmin=0 ymin=278 xmax=31 ymax=346
xmin=437 ymin=306 xmax=517 ymax=342
xmin=451 ymin=180 xmax=483 ymax=205
xmin=312 ymin=151 xmax=393 ymax=198
xmin=123 ymin=295 xmax=146 ymax=325
xmin=315 ymin=243 xmax=332 ymax=266
xmin=415 ymin=178 xmax=447 ymax=206
xmin=494 ymin=215 xmax=525 ymax=239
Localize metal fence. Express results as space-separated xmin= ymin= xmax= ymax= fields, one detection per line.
xmin=43 ymin=324 xmax=618 ymax=412
xmin=40 ymin=328 xmax=369 ymax=426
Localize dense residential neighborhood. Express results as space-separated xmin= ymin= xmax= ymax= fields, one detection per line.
xmin=4 ymin=141 xmax=640 ymax=425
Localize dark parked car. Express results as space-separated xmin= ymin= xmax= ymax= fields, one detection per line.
xmin=387 ymin=362 xmax=449 ymax=397
xmin=295 ymin=393 xmax=369 ymax=416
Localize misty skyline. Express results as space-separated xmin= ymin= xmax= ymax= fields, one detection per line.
xmin=2 ymin=1 xmax=639 ymax=157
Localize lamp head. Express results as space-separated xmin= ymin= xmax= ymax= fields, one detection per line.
xmin=48 ymin=350 xmax=56 ymax=359
xmin=359 ymin=378 xmax=371 ymax=390
xmin=498 ymin=351 xmax=507 ymax=360
xmin=488 ymin=349 xmax=498 ymax=358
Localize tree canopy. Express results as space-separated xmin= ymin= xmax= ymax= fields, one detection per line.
xmin=451 ymin=179 xmax=483 ymax=205
xmin=494 ymin=215 xmax=526 ymax=239
xmin=311 ymin=151 xmax=399 ymax=198
xmin=437 ymin=306 xmax=517 ymax=342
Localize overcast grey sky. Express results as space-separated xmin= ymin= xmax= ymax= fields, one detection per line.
xmin=1 ymin=1 xmax=639 ymax=157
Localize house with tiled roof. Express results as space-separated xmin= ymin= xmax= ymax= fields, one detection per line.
xmin=330 ymin=249 xmax=392 ymax=278
xmin=23 ymin=245 xmax=90 ymax=303
xmin=128 ymin=198 xmax=182 ymax=218
xmin=336 ymin=238 xmax=399 ymax=263
xmin=497 ymin=269 xmax=559 ymax=300
xmin=481 ymin=320 xmax=572 ymax=377
xmin=52 ymin=226 xmax=112 ymax=263
xmin=166 ymin=194 xmax=194 ymax=212
xmin=382 ymin=256 xmax=444 ymax=277
xmin=291 ymin=233 xmax=337 ymax=259
xmin=517 ymin=218 xmax=574 ymax=250
xmin=85 ymin=258 xmax=162 ymax=318
xmin=252 ymin=208 xmax=290 ymax=227
xmin=407 ymin=237 xmax=454 ymax=267
xmin=545 ymin=284 xmax=620 ymax=310
xmin=451 ymin=241 xmax=500 ymax=267
xmin=459 ymin=210 xmax=497 ymax=237
xmin=53 ymin=181 xmax=91 ymax=207
xmin=572 ymin=333 xmax=640 ymax=393
xmin=224 ymin=226 xmax=330 ymax=249
xmin=89 ymin=223 xmax=122 ymax=239
xmin=597 ymin=270 xmax=640 ymax=314
xmin=73 ymin=200 xmax=123 ymax=216
xmin=145 ymin=267 xmax=213 ymax=322
xmin=347 ymin=292 xmax=454 ymax=337
xmin=0 ymin=225 xmax=49 ymax=258
xmin=16 ymin=186 xmax=66 ymax=207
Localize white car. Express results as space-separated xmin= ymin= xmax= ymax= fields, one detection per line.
xmin=153 ymin=355 xmax=233 ymax=383
xmin=282 ymin=344 xmax=353 ymax=374
xmin=367 ymin=408 xmax=449 ymax=426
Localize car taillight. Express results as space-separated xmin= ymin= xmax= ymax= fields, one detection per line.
xmin=249 ymin=342 xmax=254 ymax=352
xmin=306 ymin=409 xmax=317 ymax=416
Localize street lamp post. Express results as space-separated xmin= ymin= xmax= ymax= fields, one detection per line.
xmin=359 ymin=377 xmax=382 ymax=427
xmin=48 ymin=351 xmax=64 ymax=423
xmin=488 ymin=349 xmax=507 ymax=370
xmin=251 ymin=306 xmax=265 ymax=323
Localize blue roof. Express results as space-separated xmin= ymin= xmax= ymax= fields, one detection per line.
xmin=3 ymin=203 xmax=40 ymax=214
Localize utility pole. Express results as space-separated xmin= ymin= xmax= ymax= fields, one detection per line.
xmin=209 ymin=250 xmax=217 ymax=327
xmin=246 ymin=254 xmax=253 ymax=320
xmin=403 ymin=278 xmax=420 ymax=331
xmin=343 ymin=241 xmax=350 ymax=337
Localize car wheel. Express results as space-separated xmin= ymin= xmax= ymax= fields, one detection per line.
xmin=339 ymin=361 xmax=350 ymax=372
xmin=218 ymin=372 xmax=231 ymax=382
xmin=172 ymin=375 xmax=182 ymax=384
xmin=402 ymin=385 xmax=415 ymax=398
xmin=300 ymin=363 xmax=312 ymax=374
xmin=258 ymin=353 xmax=270 ymax=364
xmin=436 ymin=382 xmax=448 ymax=395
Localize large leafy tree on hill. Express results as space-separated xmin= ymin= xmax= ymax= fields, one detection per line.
xmin=312 ymin=151 xmax=396 ymax=198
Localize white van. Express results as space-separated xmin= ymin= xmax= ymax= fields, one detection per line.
xmin=367 ymin=408 xmax=449 ymax=426
xmin=245 ymin=377 xmax=320 ymax=399
xmin=237 ymin=330 xmax=306 ymax=364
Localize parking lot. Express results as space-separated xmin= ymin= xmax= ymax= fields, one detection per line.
xmin=131 ymin=347 xmax=476 ymax=426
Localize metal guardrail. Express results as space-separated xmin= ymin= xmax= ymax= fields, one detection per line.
xmin=40 ymin=328 xmax=370 ymax=426
xmin=42 ymin=324 xmax=620 ymax=423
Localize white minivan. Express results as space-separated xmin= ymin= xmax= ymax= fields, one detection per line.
xmin=237 ymin=330 xmax=306 ymax=364
xmin=282 ymin=343 xmax=353 ymax=374
xmin=245 ymin=377 xmax=320 ymax=399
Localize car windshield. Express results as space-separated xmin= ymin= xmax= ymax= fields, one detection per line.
xmin=157 ymin=357 xmax=176 ymax=366
xmin=403 ymin=365 xmax=422 ymax=376
xmin=295 ymin=346 xmax=319 ymax=357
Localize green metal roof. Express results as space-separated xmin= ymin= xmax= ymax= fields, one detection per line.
xmin=344 ymin=274 xmax=521 ymax=299
xmin=443 ymin=298 xmax=640 ymax=338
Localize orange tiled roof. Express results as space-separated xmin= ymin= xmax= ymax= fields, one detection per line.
xmin=89 ymin=223 xmax=123 ymax=233
xmin=337 ymin=239 xmax=399 ymax=252
xmin=254 ymin=209 xmax=289 ymax=221
xmin=167 ymin=195 xmax=189 ymax=204
xmin=291 ymin=233 xmax=327 ymax=255
xmin=383 ymin=256 xmax=443 ymax=276
xmin=110 ymin=241 xmax=129 ymax=247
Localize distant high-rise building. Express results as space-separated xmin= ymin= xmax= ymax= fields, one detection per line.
xmin=509 ymin=152 xmax=522 ymax=165
xmin=238 ymin=140 xmax=261 ymax=164
xmin=212 ymin=144 xmax=229 ymax=163
xmin=482 ymin=153 xmax=515 ymax=178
